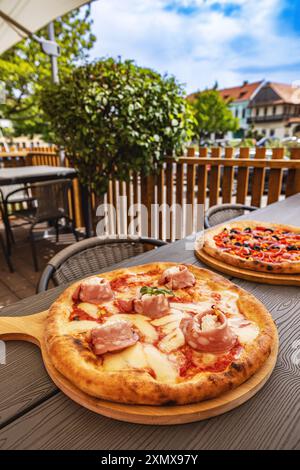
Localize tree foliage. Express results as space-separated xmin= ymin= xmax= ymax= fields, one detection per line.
xmin=40 ymin=58 xmax=194 ymax=195
xmin=0 ymin=6 xmax=96 ymax=139
xmin=190 ymin=89 xmax=239 ymax=143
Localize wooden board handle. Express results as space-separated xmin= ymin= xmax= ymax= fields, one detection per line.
xmin=0 ymin=310 xmax=48 ymax=345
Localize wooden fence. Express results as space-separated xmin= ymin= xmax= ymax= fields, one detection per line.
xmin=1 ymin=146 xmax=300 ymax=241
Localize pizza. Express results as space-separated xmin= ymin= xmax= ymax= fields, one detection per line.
xmin=203 ymin=220 xmax=300 ymax=274
xmin=45 ymin=262 xmax=277 ymax=405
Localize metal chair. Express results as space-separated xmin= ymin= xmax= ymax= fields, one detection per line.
xmin=2 ymin=179 xmax=78 ymax=271
xmin=204 ymin=203 xmax=257 ymax=229
xmin=0 ymin=232 xmax=13 ymax=272
xmin=37 ymin=236 xmax=167 ymax=293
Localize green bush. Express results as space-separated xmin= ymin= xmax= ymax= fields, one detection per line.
xmin=40 ymin=58 xmax=194 ymax=195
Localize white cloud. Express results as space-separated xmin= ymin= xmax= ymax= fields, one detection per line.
xmin=90 ymin=0 xmax=300 ymax=93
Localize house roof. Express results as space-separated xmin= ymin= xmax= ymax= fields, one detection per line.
xmin=218 ymin=81 xmax=264 ymax=102
xmin=268 ymin=82 xmax=300 ymax=104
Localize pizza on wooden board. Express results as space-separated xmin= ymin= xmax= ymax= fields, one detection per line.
xmin=203 ymin=221 xmax=300 ymax=274
xmin=45 ymin=262 xmax=277 ymax=405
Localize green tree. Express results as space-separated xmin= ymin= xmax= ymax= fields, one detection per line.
xmin=0 ymin=6 xmax=96 ymax=139
xmin=40 ymin=58 xmax=194 ymax=196
xmin=190 ymin=89 xmax=239 ymax=144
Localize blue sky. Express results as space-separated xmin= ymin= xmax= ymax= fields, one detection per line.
xmin=90 ymin=0 xmax=300 ymax=93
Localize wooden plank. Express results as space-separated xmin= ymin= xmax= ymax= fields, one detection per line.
xmin=197 ymin=147 xmax=208 ymax=206
xmin=165 ymin=157 xmax=300 ymax=169
xmin=157 ymin=166 xmax=165 ymax=241
xmin=267 ymin=148 xmax=284 ymax=205
xmin=141 ymin=173 xmax=154 ymax=238
xmin=208 ymin=147 xmax=221 ymax=207
xmin=236 ymin=148 xmax=250 ymax=204
xmin=186 ymin=148 xmax=196 ymax=236
xmin=251 ymin=147 xmax=266 ymax=207
xmin=286 ymin=148 xmax=300 ymax=197
xmin=222 ymin=147 xmax=234 ymax=203
xmin=165 ymin=160 xmax=174 ymax=241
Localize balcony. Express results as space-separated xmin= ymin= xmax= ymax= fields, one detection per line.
xmin=247 ymin=114 xmax=290 ymax=124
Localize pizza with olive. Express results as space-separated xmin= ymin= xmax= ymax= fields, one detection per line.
xmin=203 ymin=221 xmax=300 ymax=274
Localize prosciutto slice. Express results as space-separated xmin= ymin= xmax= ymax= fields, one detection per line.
xmin=134 ymin=294 xmax=170 ymax=319
xmin=180 ymin=309 xmax=237 ymax=353
xmin=91 ymin=319 xmax=139 ymax=355
xmin=72 ymin=277 xmax=113 ymax=304
xmin=159 ymin=265 xmax=195 ymax=289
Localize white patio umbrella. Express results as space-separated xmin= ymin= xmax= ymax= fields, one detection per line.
xmin=0 ymin=0 xmax=93 ymax=82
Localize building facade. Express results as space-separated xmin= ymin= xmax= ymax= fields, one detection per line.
xmin=247 ymin=82 xmax=300 ymax=139
xmin=219 ymin=81 xmax=264 ymax=138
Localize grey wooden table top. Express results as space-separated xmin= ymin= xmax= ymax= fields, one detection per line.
xmin=0 ymin=194 xmax=300 ymax=450
xmin=0 ymin=166 xmax=76 ymax=185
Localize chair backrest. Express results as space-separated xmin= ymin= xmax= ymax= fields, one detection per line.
xmin=31 ymin=179 xmax=71 ymax=221
xmin=205 ymin=203 xmax=257 ymax=228
xmin=37 ymin=236 xmax=167 ymax=292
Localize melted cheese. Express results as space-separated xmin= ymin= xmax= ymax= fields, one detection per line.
xmin=228 ymin=318 xmax=259 ymax=344
xmin=63 ymin=320 xmax=98 ymax=334
xmin=158 ymin=328 xmax=185 ymax=353
xmin=143 ymin=344 xmax=178 ymax=382
xmin=170 ymin=301 xmax=213 ymax=313
xmin=77 ymin=302 xmax=99 ymax=319
xmin=103 ymin=342 xmax=148 ymax=371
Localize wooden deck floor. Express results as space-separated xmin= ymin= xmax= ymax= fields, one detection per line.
xmin=0 ymin=221 xmax=79 ymax=309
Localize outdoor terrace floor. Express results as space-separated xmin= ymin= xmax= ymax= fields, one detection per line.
xmin=0 ymin=221 xmax=78 ymax=308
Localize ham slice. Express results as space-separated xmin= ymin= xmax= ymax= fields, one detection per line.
xmin=91 ymin=319 xmax=139 ymax=355
xmin=180 ymin=309 xmax=237 ymax=353
xmin=72 ymin=277 xmax=113 ymax=304
xmin=134 ymin=294 xmax=170 ymax=319
xmin=115 ymin=298 xmax=134 ymax=313
xmin=159 ymin=265 xmax=195 ymax=289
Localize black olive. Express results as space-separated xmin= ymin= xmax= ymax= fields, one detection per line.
xmin=287 ymin=245 xmax=298 ymax=251
xmin=265 ymin=228 xmax=274 ymax=233
xmin=234 ymin=242 xmax=242 ymax=246
xmin=230 ymin=229 xmax=238 ymax=234
xmin=243 ymin=242 xmax=250 ymax=247
xmin=254 ymin=235 xmax=263 ymax=240
xmin=272 ymin=235 xmax=280 ymax=241
xmin=253 ymin=245 xmax=261 ymax=251
xmin=244 ymin=227 xmax=252 ymax=233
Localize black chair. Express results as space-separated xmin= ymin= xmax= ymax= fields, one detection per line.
xmin=0 ymin=232 xmax=13 ymax=272
xmin=204 ymin=203 xmax=257 ymax=229
xmin=37 ymin=236 xmax=167 ymax=293
xmin=1 ymin=179 xmax=78 ymax=271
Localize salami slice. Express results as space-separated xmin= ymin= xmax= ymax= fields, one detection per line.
xmin=91 ymin=319 xmax=139 ymax=355
xmin=180 ymin=309 xmax=237 ymax=353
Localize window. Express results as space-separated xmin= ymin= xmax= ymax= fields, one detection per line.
xmin=264 ymin=107 xmax=268 ymax=116
xmin=256 ymin=108 xmax=259 ymax=116
xmin=273 ymin=106 xmax=276 ymax=115
xmin=235 ymin=108 xmax=239 ymax=118
xmin=270 ymin=129 xmax=275 ymax=137
xmin=242 ymin=108 xmax=246 ymax=118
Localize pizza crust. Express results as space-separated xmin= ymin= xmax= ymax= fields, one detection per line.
xmin=44 ymin=263 xmax=277 ymax=405
xmin=203 ymin=220 xmax=300 ymax=274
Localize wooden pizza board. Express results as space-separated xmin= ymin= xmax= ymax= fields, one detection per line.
xmin=195 ymin=248 xmax=300 ymax=286
xmin=0 ymin=310 xmax=278 ymax=425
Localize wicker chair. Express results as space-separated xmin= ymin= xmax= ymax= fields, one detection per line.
xmin=204 ymin=203 xmax=257 ymax=229
xmin=37 ymin=236 xmax=167 ymax=293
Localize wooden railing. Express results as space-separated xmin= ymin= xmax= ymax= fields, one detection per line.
xmin=1 ymin=146 xmax=300 ymax=240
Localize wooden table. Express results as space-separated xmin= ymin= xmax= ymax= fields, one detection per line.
xmin=0 ymin=194 xmax=300 ymax=450
xmin=0 ymin=165 xmax=76 ymax=185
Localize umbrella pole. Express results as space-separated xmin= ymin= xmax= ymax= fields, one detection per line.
xmin=47 ymin=22 xmax=59 ymax=84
